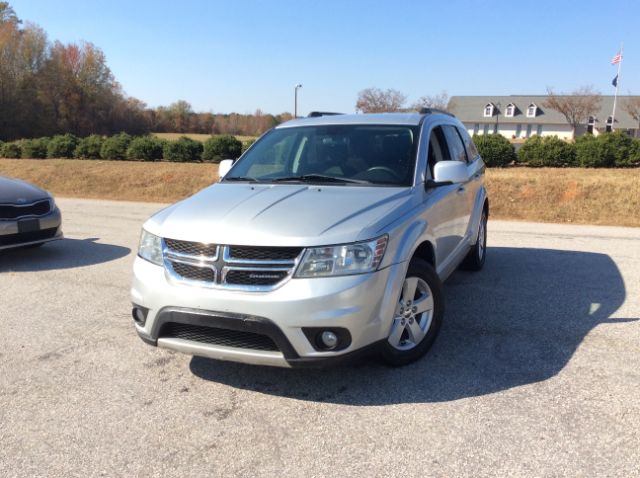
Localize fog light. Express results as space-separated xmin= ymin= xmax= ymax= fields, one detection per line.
xmin=320 ymin=331 xmax=338 ymax=350
xmin=132 ymin=306 xmax=148 ymax=325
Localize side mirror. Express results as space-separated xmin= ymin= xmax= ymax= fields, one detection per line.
xmin=428 ymin=161 xmax=468 ymax=187
xmin=218 ymin=159 xmax=234 ymax=180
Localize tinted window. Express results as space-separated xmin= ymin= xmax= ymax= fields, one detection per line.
xmin=457 ymin=126 xmax=479 ymax=161
xmin=442 ymin=125 xmax=468 ymax=163
xmin=226 ymin=125 xmax=420 ymax=186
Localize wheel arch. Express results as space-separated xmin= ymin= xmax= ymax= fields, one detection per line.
xmin=411 ymin=241 xmax=436 ymax=268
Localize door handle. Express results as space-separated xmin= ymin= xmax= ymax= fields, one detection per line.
xmin=457 ymin=186 xmax=465 ymax=193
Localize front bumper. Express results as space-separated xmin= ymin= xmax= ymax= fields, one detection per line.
xmin=131 ymin=256 xmax=407 ymax=367
xmin=0 ymin=207 xmax=63 ymax=251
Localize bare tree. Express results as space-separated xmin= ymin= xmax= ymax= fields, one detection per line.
xmin=355 ymin=87 xmax=406 ymax=113
xmin=0 ymin=2 xmax=19 ymax=24
xmin=622 ymin=96 xmax=640 ymax=136
xmin=411 ymin=91 xmax=449 ymax=111
xmin=543 ymin=86 xmax=602 ymax=137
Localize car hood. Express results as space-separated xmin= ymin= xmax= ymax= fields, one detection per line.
xmin=0 ymin=176 xmax=50 ymax=204
xmin=145 ymin=183 xmax=415 ymax=246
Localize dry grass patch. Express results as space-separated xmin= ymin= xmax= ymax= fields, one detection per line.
xmin=0 ymin=159 xmax=216 ymax=203
xmin=1 ymin=159 xmax=638 ymax=227
xmin=486 ymin=168 xmax=640 ymax=226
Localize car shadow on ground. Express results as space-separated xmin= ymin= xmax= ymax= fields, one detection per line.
xmin=190 ymin=246 xmax=633 ymax=404
xmin=0 ymin=237 xmax=130 ymax=272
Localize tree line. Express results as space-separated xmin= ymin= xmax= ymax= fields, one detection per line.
xmin=0 ymin=3 xmax=291 ymax=141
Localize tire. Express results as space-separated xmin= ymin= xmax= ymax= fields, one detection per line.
xmin=379 ymin=258 xmax=444 ymax=366
xmin=461 ymin=209 xmax=487 ymax=271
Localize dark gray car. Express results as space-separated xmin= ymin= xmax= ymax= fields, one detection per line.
xmin=0 ymin=176 xmax=62 ymax=250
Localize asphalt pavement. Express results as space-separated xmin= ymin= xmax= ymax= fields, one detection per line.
xmin=1 ymin=198 xmax=639 ymax=477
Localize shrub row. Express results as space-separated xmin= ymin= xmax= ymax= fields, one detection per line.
xmin=473 ymin=132 xmax=640 ymax=168
xmin=0 ymin=134 xmax=246 ymax=163
xmin=3 ymin=131 xmax=639 ymax=168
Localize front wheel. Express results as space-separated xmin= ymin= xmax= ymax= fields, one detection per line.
xmin=379 ymin=258 xmax=444 ymax=366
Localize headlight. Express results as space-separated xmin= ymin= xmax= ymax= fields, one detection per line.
xmin=296 ymin=236 xmax=388 ymax=278
xmin=138 ymin=229 xmax=163 ymax=266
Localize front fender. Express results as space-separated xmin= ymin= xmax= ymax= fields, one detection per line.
xmin=388 ymin=219 xmax=434 ymax=265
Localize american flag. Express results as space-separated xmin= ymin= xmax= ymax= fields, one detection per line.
xmin=611 ymin=51 xmax=622 ymax=65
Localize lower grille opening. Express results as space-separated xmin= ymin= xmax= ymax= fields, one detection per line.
xmin=159 ymin=322 xmax=279 ymax=351
xmin=0 ymin=227 xmax=58 ymax=247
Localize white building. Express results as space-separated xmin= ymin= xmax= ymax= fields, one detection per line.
xmin=448 ymin=95 xmax=640 ymax=140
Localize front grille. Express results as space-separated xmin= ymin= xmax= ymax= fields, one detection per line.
xmin=0 ymin=227 xmax=57 ymax=247
xmin=163 ymin=239 xmax=301 ymax=290
xmin=0 ymin=200 xmax=51 ymax=220
xmin=225 ymin=269 xmax=290 ymax=286
xmin=160 ymin=322 xmax=279 ymax=351
xmin=228 ymin=246 xmax=302 ymax=261
xmin=170 ymin=262 xmax=215 ymax=283
xmin=165 ymin=238 xmax=217 ymax=257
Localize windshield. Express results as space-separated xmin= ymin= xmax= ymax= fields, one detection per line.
xmin=224 ymin=125 xmax=420 ymax=186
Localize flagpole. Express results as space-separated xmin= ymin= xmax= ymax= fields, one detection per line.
xmin=612 ymin=42 xmax=623 ymax=130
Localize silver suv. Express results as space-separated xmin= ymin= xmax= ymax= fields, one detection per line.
xmin=131 ymin=110 xmax=488 ymax=367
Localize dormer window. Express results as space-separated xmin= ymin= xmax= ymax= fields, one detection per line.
xmin=483 ymin=103 xmax=494 ymax=117
xmin=527 ymin=104 xmax=537 ymax=118
xmin=505 ymin=103 xmax=516 ymax=118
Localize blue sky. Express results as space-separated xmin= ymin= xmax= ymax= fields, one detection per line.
xmin=10 ymin=0 xmax=640 ymax=115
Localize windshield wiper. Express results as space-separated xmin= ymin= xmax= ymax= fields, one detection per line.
xmin=271 ymin=174 xmax=370 ymax=185
xmin=223 ymin=176 xmax=258 ymax=182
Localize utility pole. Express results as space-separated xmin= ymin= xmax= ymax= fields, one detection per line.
xmin=294 ymin=84 xmax=302 ymax=118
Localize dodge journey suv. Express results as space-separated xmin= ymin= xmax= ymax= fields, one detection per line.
xmin=131 ymin=110 xmax=488 ymax=367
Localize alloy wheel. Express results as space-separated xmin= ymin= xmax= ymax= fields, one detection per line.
xmin=387 ymin=276 xmax=434 ymax=351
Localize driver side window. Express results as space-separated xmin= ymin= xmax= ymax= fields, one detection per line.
xmin=427 ymin=126 xmax=450 ymax=177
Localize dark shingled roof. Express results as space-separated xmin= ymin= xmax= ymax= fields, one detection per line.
xmin=448 ymin=95 xmax=640 ymax=129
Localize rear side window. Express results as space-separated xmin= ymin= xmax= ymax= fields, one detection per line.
xmin=442 ymin=125 xmax=468 ymax=163
xmin=457 ymin=126 xmax=479 ymax=161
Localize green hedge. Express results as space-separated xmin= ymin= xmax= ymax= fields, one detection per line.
xmin=163 ymin=136 xmax=203 ymax=162
xmin=21 ymin=137 xmax=50 ymax=159
xmin=47 ymin=134 xmax=78 ymax=159
xmin=75 ymin=135 xmax=105 ymax=159
xmin=574 ymin=131 xmax=640 ymax=168
xmin=100 ymin=133 xmax=132 ymax=160
xmin=127 ymin=136 xmax=165 ymax=161
xmin=1 ymin=141 xmax=21 ymax=158
xmin=518 ymin=135 xmax=577 ymax=167
xmin=472 ymin=134 xmax=515 ymax=167
xmin=203 ymin=134 xmax=243 ymax=162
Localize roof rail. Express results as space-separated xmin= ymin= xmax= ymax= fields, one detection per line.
xmin=419 ymin=107 xmax=455 ymax=117
xmin=307 ymin=111 xmax=344 ymax=118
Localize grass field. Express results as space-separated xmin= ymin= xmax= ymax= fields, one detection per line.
xmin=1 ymin=159 xmax=638 ymax=227
xmin=153 ymin=132 xmax=257 ymax=143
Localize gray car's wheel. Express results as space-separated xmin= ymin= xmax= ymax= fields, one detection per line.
xmin=379 ymin=258 xmax=444 ymax=366
xmin=461 ymin=209 xmax=487 ymax=271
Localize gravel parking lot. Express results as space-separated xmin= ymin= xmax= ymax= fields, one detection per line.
xmin=1 ymin=198 xmax=639 ymax=477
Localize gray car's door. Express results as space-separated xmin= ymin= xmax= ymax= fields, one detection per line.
xmin=423 ymin=126 xmax=469 ymax=271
